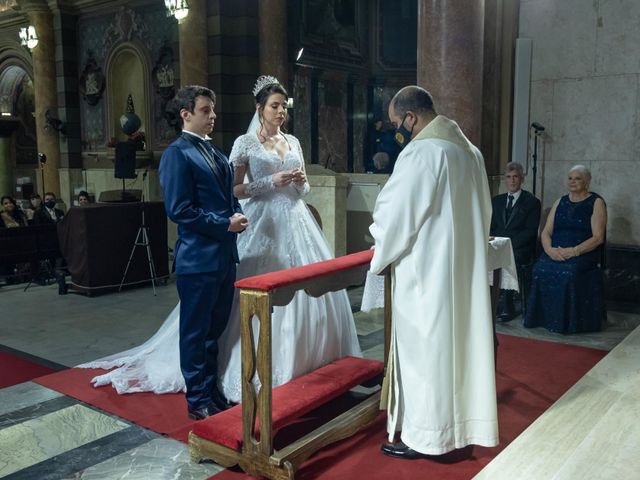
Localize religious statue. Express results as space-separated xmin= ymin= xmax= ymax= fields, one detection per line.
xmin=152 ymin=44 xmax=176 ymax=101
xmin=79 ymin=53 xmax=105 ymax=106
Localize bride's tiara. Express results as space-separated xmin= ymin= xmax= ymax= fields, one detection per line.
xmin=252 ymin=75 xmax=280 ymax=97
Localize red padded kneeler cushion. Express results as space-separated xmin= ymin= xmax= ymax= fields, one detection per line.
xmin=235 ymin=250 xmax=373 ymax=291
xmin=191 ymin=356 xmax=383 ymax=451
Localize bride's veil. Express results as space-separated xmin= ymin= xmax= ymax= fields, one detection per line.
xmin=235 ymin=110 xmax=260 ymax=187
xmin=246 ymin=110 xmax=259 ymax=136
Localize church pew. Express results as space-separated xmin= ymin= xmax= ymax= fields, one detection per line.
xmin=0 ymin=224 xmax=61 ymax=282
xmin=188 ymin=249 xmax=391 ymax=480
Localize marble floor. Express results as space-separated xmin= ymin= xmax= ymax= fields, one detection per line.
xmin=0 ymin=278 xmax=639 ymax=479
xmin=474 ymin=319 xmax=640 ymax=480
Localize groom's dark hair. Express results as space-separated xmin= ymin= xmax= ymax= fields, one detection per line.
xmin=166 ymin=85 xmax=216 ymax=134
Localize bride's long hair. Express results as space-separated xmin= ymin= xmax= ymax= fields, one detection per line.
xmin=255 ymin=82 xmax=290 ymax=145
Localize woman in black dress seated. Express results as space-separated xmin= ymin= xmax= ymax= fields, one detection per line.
xmin=1 ymin=195 xmax=29 ymax=282
xmin=524 ymin=165 xmax=607 ymax=333
xmin=1 ymin=195 xmax=28 ymax=228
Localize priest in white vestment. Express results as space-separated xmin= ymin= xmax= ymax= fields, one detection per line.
xmin=370 ymin=86 xmax=499 ymax=459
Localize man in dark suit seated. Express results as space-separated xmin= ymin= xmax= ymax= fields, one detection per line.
xmin=490 ymin=162 xmax=541 ymax=321
xmin=31 ymin=191 xmax=65 ymax=282
xmin=32 ymin=192 xmax=64 ymax=224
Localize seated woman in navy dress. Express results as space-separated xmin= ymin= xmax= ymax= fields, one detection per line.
xmin=524 ymin=165 xmax=607 ymax=333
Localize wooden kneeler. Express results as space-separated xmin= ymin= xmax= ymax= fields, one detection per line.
xmin=188 ymin=250 xmax=392 ymax=480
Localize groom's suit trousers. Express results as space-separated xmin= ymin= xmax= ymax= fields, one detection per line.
xmin=177 ymin=260 xmax=236 ymax=410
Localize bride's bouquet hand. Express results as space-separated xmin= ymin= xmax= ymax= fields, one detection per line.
xmin=272 ymin=171 xmax=294 ymax=187
xmin=291 ymin=168 xmax=307 ymax=185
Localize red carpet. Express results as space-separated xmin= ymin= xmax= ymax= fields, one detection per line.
xmin=212 ymin=334 xmax=607 ymax=480
xmin=0 ymin=350 xmax=56 ymax=388
xmin=35 ymin=368 xmax=195 ymax=441
xmin=31 ymin=334 xmax=607 ymax=478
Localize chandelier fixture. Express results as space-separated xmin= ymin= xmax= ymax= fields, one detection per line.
xmin=19 ymin=25 xmax=38 ymax=50
xmin=164 ymin=0 xmax=189 ymax=21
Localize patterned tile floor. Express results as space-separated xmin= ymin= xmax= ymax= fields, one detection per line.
xmin=0 ymin=278 xmax=638 ymax=479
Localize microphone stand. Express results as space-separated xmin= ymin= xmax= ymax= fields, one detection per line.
xmin=532 ymin=130 xmax=539 ymax=197
xmin=530 ymin=125 xmax=545 ymax=197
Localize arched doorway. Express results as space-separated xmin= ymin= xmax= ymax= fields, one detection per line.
xmin=0 ymin=64 xmax=36 ymax=201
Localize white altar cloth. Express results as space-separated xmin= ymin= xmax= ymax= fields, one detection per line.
xmin=360 ymin=236 xmax=518 ymax=312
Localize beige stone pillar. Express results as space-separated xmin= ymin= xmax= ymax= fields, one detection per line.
xmin=178 ymin=0 xmax=208 ymax=87
xmin=417 ymin=0 xmax=484 ymax=146
xmin=24 ymin=2 xmax=61 ymax=196
xmin=259 ymin=0 xmax=288 ymax=86
xmin=305 ymin=165 xmax=348 ymax=257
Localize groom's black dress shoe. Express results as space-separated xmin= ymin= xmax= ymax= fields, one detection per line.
xmin=188 ymin=401 xmax=228 ymax=420
xmin=210 ymin=387 xmax=235 ymax=411
xmin=187 ymin=405 xmax=211 ymax=421
xmin=381 ymin=441 xmax=426 ymax=460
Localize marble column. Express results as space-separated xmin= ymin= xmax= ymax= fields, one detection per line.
xmin=259 ymin=0 xmax=288 ymax=86
xmin=178 ymin=0 xmax=208 ymax=87
xmin=417 ymin=0 xmax=484 ymax=146
xmin=23 ymin=1 xmax=61 ymax=196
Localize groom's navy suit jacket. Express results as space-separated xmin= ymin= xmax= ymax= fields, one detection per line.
xmin=159 ymin=133 xmax=242 ymax=274
xmin=490 ymin=189 xmax=541 ymax=266
xmin=159 ymin=132 xmax=242 ymax=409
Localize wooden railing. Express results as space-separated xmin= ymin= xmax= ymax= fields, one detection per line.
xmin=189 ymin=249 xmax=391 ymax=480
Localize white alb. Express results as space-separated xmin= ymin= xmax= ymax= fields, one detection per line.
xmin=370 ymin=115 xmax=499 ymax=455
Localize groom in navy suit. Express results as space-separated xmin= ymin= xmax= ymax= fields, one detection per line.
xmin=159 ymin=85 xmax=248 ymax=420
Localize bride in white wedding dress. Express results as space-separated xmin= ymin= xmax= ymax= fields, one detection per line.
xmin=78 ymin=76 xmax=361 ymax=403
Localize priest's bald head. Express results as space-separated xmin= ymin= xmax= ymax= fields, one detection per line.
xmin=388 ymin=86 xmax=438 ymax=145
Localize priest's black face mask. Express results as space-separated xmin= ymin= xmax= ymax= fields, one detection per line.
xmin=394 ymin=113 xmax=415 ymax=149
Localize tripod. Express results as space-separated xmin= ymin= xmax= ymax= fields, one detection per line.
xmin=23 ymin=259 xmax=55 ymax=292
xmin=119 ymin=171 xmax=158 ymax=295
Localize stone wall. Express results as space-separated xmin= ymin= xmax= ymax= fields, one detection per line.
xmin=521 ymin=0 xmax=640 ymax=247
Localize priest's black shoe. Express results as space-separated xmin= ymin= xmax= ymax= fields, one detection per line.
xmin=497 ymin=310 xmax=515 ymax=322
xmin=187 ymin=405 xmax=211 ymax=421
xmin=381 ymin=441 xmax=426 ymax=460
xmin=210 ymin=387 xmax=235 ymax=411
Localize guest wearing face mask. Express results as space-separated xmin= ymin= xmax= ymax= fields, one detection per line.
xmin=32 ymin=192 xmax=64 ymax=224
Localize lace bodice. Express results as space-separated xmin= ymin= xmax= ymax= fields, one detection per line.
xmin=229 ymin=132 xmax=305 ymax=181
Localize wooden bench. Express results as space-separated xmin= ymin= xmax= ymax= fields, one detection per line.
xmin=188 ymin=250 xmax=391 ymax=480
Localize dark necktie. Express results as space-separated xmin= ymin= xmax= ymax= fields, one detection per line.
xmin=202 ymin=141 xmax=228 ymax=182
xmin=505 ymin=194 xmax=514 ymax=221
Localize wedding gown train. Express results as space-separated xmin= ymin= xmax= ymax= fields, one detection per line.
xmin=79 ymin=132 xmax=362 ymax=403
